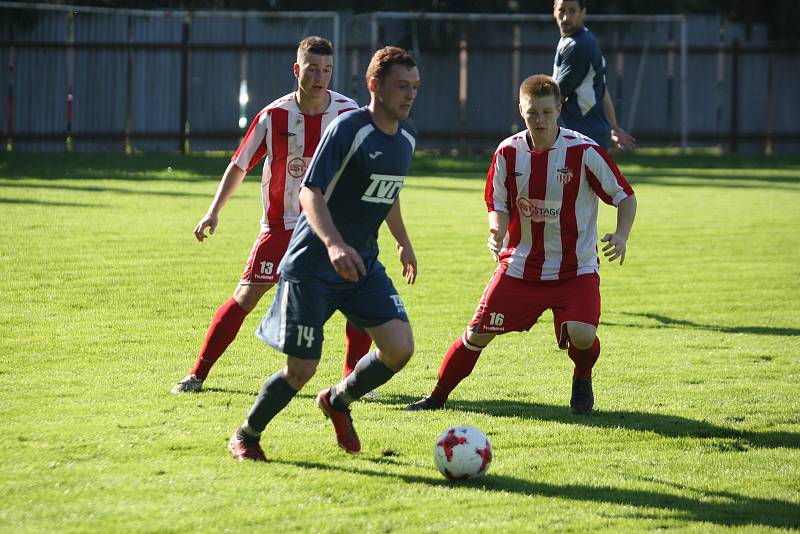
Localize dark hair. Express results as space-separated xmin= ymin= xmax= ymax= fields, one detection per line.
xmin=520 ymin=74 xmax=561 ymax=101
xmin=555 ymin=0 xmax=586 ymax=9
xmin=365 ymin=46 xmax=417 ymax=84
xmin=297 ymin=36 xmax=333 ymax=57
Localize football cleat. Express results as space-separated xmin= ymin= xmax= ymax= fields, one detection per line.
xmin=402 ymin=396 xmax=445 ymax=411
xmin=316 ymin=389 xmax=361 ymax=454
xmin=228 ymin=433 xmax=267 ymax=462
xmin=570 ymin=377 xmax=594 ymax=415
xmin=171 ymin=374 xmax=203 ymax=394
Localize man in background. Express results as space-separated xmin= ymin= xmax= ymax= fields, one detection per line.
xmin=553 ymin=0 xmax=636 ymax=151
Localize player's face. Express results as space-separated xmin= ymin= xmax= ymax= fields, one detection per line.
xmin=375 ymin=64 xmax=421 ymax=122
xmin=553 ymin=0 xmax=585 ymax=37
xmin=295 ymin=52 xmax=333 ymax=99
xmin=520 ymin=94 xmax=561 ymax=142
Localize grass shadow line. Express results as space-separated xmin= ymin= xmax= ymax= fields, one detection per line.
xmin=374 ymin=395 xmax=799 ymax=450
xmin=269 ymin=458 xmax=800 ymax=529
xmin=608 ymin=312 xmax=800 ymax=337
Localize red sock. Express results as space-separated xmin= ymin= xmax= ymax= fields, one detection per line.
xmin=191 ymin=298 xmax=249 ymax=380
xmin=430 ymin=335 xmax=482 ymax=403
xmin=342 ymin=322 xmax=372 ymax=378
xmin=568 ymin=337 xmax=601 ymax=380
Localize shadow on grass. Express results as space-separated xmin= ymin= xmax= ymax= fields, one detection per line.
xmin=382 ymin=396 xmax=799 ymax=450
xmin=0 ymin=152 xmax=227 ymax=182
xmin=626 ymin=172 xmax=800 ymax=191
xmin=0 ymin=180 xmax=208 ymax=198
xmin=605 ymin=312 xmax=800 ymax=337
xmin=271 ymin=458 xmax=800 ymax=529
xmin=0 ymin=197 xmax=102 ymax=208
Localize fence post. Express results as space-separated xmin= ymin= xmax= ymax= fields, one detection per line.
xmin=125 ymin=15 xmax=133 ymax=154
xmin=180 ymin=14 xmax=190 ymax=154
xmin=66 ymin=10 xmax=74 ymax=151
xmin=730 ymin=38 xmax=739 ymax=154
xmin=5 ymin=27 xmax=14 ymax=151
xmin=765 ymin=46 xmax=774 ymax=156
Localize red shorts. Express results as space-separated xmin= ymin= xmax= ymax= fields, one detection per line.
xmin=468 ymin=270 xmax=600 ymax=349
xmin=240 ymin=229 xmax=293 ymax=285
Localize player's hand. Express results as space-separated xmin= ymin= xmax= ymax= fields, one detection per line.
xmin=487 ymin=235 xmax=502 ymax=262
xmin=327 ymin=242 xmax=366 ymax=282
xmin=397 ymin=242 xmax=417 ymax=285
xmin=611 ymin=126 xmax=636 ymax=151
xmin=601 ymin=233 xmax=628 ymax=265
xmin=194 ymin=213 xmax=219 ymax=242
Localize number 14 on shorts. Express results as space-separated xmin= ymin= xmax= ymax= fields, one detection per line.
xmin=297 ymin=325 xmax=315 ymax=348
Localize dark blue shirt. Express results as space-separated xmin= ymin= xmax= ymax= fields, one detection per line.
xmin=553 ymin=26 xmax=611 ymax=149
xmin=280 ymin=107 xmax=417 ymax=284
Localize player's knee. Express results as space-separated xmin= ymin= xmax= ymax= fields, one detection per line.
xmin=379 ymin=338 xmax=414 ymax=371
xmin=233 ymin=283 xmax=271 ymax=312
xmin=465 ymin=331 xmax=494 ymax=349
xmin=283 ymin=359 xmax=318 ymax=389
xmin=566 ymin=322 xmax=596 ymax=349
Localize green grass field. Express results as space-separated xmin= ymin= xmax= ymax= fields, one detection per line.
xmin=1 ymin=150 xmax=799 ymax=532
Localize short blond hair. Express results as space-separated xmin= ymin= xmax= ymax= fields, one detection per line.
xmin=520 ymin=74 xmax=561 ymax=102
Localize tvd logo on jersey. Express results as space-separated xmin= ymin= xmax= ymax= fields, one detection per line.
xmin=361 ymin=174 xmax=404 ymax=205
xmin=287 ymin=157 xmax=308 ymax=179
xmin=517 ymin=197 xmax=561 ymax=223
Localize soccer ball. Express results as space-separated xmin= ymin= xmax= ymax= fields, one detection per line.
xmin=433 ymin=425 xmax=492 ymax=481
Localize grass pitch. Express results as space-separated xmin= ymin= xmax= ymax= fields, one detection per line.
xmin=1 ymin=150 xmax=799 ymax=532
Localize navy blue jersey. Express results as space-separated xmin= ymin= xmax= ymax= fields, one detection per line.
xmin=280 ymin=107 xmax=416 ymax=283
xmin=553 ymin=26 xmax=611 ymax=149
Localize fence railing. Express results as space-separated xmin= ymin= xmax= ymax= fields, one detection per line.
xmin=1 ymin=2 xmax=797 ymax=154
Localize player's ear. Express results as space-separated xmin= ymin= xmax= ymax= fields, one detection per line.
xmin=368 ymin=76 xmax=378 ymax=93
xmin=293 ymin=63 xmax=300 ymax=78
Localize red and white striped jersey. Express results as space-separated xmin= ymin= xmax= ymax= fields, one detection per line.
xmin=231 ymin=90 xmax=358 ymax=232
xmin=485 ymin=127 xmax=634 ymax=281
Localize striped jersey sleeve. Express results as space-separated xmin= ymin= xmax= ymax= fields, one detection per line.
xmin=231 ymin=108 xmax=271 ymax=172
xmin=485 ymin=138 xmax=522 ymax=213
xmin=583 ymin=146 xmax=634 ymax=206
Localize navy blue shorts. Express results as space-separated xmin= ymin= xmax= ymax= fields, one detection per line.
xmin=255 ymin=261 xmax=408 ymax=359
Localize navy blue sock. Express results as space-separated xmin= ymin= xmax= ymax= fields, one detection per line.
xmin=244 ymin=370 xmax=298 ymax=433
xmin=329 ymin=350 xmax=394 ymax=410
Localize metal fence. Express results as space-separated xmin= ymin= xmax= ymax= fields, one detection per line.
xmin=1 ymin=2 xmax=798 ymax=154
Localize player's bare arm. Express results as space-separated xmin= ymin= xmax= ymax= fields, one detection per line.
xmin=487 ymin=210 xmax=509 ymax=261
xmin=602 ymin=90 xmax=636 ymax=151
xmin=194 ymin=162 xmax=247 ymax=241
xmin=298 ymin=185 xmax=366 ymax=282
xmin=601 ymin=194 xmax=637 ymax=265
xmin=384 ymin=197 xmax=417 ymax=284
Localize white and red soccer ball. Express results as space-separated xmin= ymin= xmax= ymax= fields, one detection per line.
xmin=433 ymin=425 xmax=492 ymax=480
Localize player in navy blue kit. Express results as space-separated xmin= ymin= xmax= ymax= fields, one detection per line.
xmin=553 ymin=0 xmax=635 ymax=151
xmin=228 ymin=46 xmax=420 ymax=461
